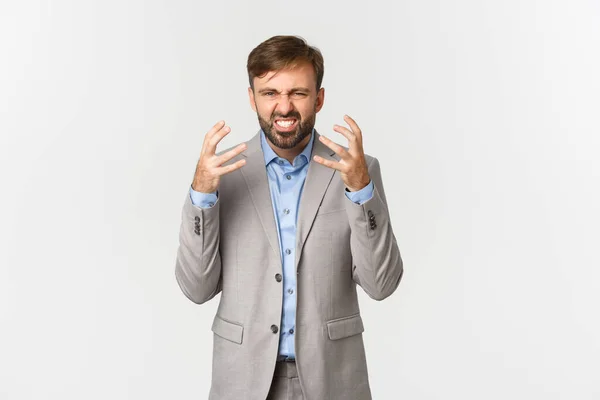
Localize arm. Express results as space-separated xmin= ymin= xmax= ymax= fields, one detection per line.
xmin=344 ymin=157 xmax=403 ymax=300
xmin=174 ymin=120 xmax=246 ymax=304
xmin=175 ymin=189 xmax=221 ymax=304
xmin=174 ymin=190 xmax=222 ymax=304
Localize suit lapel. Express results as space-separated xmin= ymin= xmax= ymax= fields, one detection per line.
xmin=240 ymin=131 xmax=282 ymax=265
xmin=295 ymin=130 xmax=337 ymax=271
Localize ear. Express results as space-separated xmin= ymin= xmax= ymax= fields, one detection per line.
xmin=248 ymin=87 xmax=257 ymax=112
xmin=315 ymin=87 xmax=325 ymax=113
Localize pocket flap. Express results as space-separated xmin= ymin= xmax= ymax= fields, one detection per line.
xmin=211 ymin=315 xmax=243 ymax=344
xmin=327 ymin=314 xmax=364 ymax=340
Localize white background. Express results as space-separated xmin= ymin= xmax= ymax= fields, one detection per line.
xmin=1 ymin=0 xmax=599 ymax=399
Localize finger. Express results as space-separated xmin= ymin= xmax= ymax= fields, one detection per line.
xmin=201 ymin=120 xmax=225 ymax=151
xmin=343 ymin=114 xmax=363 ymax=141
xmin=212 ymin=143 xmax=247 ymax=167
xmin=208 ymin=120 xmax=226 ymax=136
xmin=204 ymin=124 xmax=231 ymax=156
xmin=333 ymin=124 xmax=359 ymax=152
xmin=313 ymin=155 xmax=345 ymax=172
xmin=214 ymin=158 xmax=246 ymax=176
xmin=318 ymin=135 xmax=351 ymax=160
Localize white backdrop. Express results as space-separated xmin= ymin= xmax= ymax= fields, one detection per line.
xmin=1 ymin=0 xmax=599 ymax=399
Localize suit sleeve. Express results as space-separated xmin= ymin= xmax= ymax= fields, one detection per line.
xmin=174 ymin=189 xmax=222 ymax=304
xmin=344 ymin=157 xmax=404 ymax=300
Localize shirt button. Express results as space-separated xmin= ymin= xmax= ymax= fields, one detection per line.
xmin=275 ymin=273 xmax=282 ymax=282
xmin=289 ymin=328 xmax=294 ymax=334
xmin=278 ymin=160 xmax=284 ymax=165
xmin=287 ymin=288 xmax=294 ymax=294
xmin=285 ymin=248 xmax=292 ymax=255
xmin=271 ymin=325 xmax=279 ymax=334
xmin=286 ymin=174 xmax=292 ymax=180
xmin=283 ymin=208 xmax=290 ymax=215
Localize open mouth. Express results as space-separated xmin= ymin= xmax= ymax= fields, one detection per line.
xmin=274 ymin=118 xmax=298 ymax=132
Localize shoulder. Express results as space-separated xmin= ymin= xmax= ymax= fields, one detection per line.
xmin=364 ymin=152 xmax=377 ymax=166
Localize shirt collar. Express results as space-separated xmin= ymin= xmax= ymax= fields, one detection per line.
xmin=260 ymin=128 xmax=315 ymax=167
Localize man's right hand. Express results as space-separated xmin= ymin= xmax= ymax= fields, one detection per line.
xmin=191 ymin=120 xmax=247 ymax=193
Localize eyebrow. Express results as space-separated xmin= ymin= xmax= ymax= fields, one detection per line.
xmin=257 ymin=87 xmax=311 ymax=94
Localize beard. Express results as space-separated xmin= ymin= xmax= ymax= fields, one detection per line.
xmin=257 ymin=107 xmax=316 ymax=150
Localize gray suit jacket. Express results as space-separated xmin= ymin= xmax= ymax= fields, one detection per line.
xmin=175 ymin=130 xmax=403 ymax=400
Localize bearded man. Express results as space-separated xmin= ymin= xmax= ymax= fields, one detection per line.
xmin=175 ymin=35 xmax=404 ymax=400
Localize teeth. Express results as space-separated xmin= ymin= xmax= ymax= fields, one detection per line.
xmin=276 ymin=120 xmax=295 ymax=127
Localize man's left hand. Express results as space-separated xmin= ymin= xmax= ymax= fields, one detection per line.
xmin=313 ymin=115 xmax=371 ymax=192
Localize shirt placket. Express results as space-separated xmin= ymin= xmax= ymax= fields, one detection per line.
xmin=279 ymin=160 xmax=298 ymax=356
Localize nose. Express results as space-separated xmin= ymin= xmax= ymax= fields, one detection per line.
xmin=275 ymin=94 xmax=295 ymax=115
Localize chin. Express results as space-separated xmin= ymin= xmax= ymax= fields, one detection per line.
xmin=273 ymin=128 xmax=298 ymax=138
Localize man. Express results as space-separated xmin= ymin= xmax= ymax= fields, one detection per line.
xmin=175 ymin=35 xmax=403 ymax=400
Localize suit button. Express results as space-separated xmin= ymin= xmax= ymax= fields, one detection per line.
xmin=275 ymin=273 xmax=282 ymax=282
xmin=367 ymin=210 xmax=374 ymax=217
xmin=194 ymin=229 xmax=201 ymax=235
xmin=194 ymin=216 xmax=200 ymax=221
xmin=271 ymin=325 xmax=278 ymax=334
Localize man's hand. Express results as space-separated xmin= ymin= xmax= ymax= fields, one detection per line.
xmin=192 ymin=121 xmax=247 ymax=193
xmin=313 ymin=115 xmax=371 ymax=192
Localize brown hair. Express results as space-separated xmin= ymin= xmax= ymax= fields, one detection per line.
xmin=247 ymin=35 xmax=324 ymax=91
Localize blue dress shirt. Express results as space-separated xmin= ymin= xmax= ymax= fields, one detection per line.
xmin=189 ymin=129 xmax=374 ymax=358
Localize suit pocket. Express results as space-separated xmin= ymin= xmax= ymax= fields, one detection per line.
xmin=326 ymin=313 xmax=364 ymax=340
xmin=211 ymin=315 xmax=244 ymax=344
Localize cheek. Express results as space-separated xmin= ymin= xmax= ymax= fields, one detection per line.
xmin=299 ymin=106 xmax=316 ymax=120
xmin=256 ymin=103 xmax=275 ymax=119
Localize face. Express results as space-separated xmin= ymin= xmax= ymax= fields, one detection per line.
xmin=249 ymin=62 xmax=324 ymax=150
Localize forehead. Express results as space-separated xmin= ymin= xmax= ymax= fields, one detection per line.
xmin=253 ymin=62 xmax=316 ymax=90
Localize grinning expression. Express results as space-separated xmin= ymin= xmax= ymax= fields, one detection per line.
xmin=249 ymin=62 xmax=324 ymax=150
